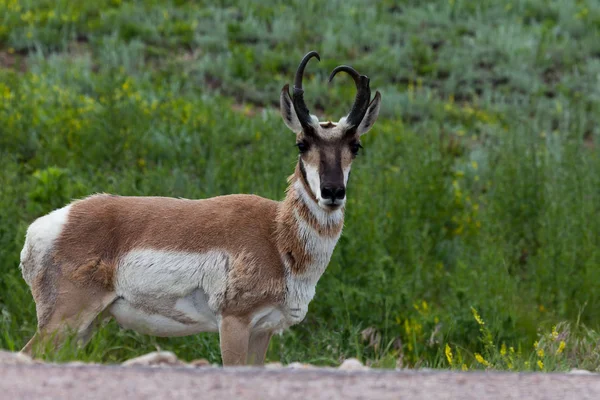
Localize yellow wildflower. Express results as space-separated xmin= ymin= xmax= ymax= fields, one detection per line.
xmin=471 ymin=307 xmax=485 ymax=326
xmin=556 ymin=341 xmax=566 ymax=355
xmin=537 ymin=348 xmax=544 ymax=358
xmin=475 ymin=353 xmax=489 ymax=367
xmin=537 ymin=360 xmax=544 ymax=370
xmin=445 ymin=344 xmax=453 ymax=366
xmin=461 ymin=364 xmax=468 ymax=371
xmin=500 ymin=343 xmax=507 ymax=356
xmin=552 ymin=326 xmax=558 ymax=340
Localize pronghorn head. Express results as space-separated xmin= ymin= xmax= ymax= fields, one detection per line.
xmin=280 ymin=51 xmax=382 ymax=211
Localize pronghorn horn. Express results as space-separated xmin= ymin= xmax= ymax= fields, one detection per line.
xmin=328 ymin=65 xmax=371 ymax=128
xmin=292 ymin=51 xmax=320 ymax=132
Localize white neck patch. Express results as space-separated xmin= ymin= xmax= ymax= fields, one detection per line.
xmin=284 ymin=180 xmax=345 ymax=325
xmin=294 ymin=180 xmax=344 ymax=226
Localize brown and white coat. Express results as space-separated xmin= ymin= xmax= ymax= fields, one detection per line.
xmin=19 ymin=51 xmax=381 ymax=366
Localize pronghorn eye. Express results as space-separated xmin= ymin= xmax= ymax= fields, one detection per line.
xmin=296 ymin=141 xmax=309 ymax=154
xmin=350 ymin=142 xmax=362 ymax=155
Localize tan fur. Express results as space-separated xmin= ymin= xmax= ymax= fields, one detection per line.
xmin=274 ymin=169 xmax=343 ymax=275
xmin=224 ymin=251 xmax=285 ymax=316
xmin=23 ymin=273 xmax=116 ymax=354
xmin=219 ymin=315 xmax=251 ymax=366
xmin=54 ymin=193 xmax=286 ymax=315
xmin=20 ymin=56 xmax=381 ymax=365
xmin=21 ymin=168 xmax=343 ymax=361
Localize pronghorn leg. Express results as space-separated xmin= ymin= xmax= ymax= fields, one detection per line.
xmin=21 ymin=275 xmax=117 ymax=356
xmin=247 ymin=331 xmax=272 ymax=365
xmin=219 ymin=315 xmax=251 ymax=366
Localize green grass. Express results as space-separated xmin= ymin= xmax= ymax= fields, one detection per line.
xmin=1 ymin=0 xmax=600 ymax=371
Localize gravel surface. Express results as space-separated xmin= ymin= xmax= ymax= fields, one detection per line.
xmin=2 ymin=351 xmax=600 ymax=399
xmin=2 ymin=362 xmax=600 ymax=399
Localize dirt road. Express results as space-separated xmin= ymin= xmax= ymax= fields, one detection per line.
xmin=2 ymin=361 xmax=600 ymax=400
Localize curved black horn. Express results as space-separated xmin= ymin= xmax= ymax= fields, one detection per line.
xmin=329 ymin=65 xmax=371 ymax=127
xmin=292 ymin=51 xmax=320 ymax=131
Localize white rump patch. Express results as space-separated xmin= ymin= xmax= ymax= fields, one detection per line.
xmin=20 ymin=204 xmax=72 ymax=286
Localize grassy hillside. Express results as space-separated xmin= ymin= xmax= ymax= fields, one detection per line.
xmin=1 ymin=0 xmax=599 ymax=370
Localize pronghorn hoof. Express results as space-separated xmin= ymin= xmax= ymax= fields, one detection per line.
xmin=0 ymin=351 xmax=36 ymax=365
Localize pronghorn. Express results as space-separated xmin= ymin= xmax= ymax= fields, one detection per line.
xmin=18 ymin=51 xmax=381 ymax=366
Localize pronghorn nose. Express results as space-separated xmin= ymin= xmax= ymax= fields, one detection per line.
xmin=321 ymin=186 xmax=346 ymax=201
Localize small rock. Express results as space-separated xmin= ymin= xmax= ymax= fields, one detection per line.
xmin=65 ymin=361 xmax=93 ymax=367
xmin=122 ymin=351 xmax=184 ymax=367
xmin=287 ymin=362 xmax=315 ymax=369
xmin=265 ymin=362 xmax=283 ymax=369
xmin=339 ymin=358 xmax=368 ymax=371
xmin=189 ymin=359 xmax=210 ymax=367
xmin=569 ymin=369 xmax=595 ymax=375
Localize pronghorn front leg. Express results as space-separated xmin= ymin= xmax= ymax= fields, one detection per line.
xmin=247 ymin=331 xmax=272 ymax=365
xmin=219 ymin=315 xmax=251 ymax=366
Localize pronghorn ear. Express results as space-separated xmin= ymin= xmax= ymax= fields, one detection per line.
xmin=280 ymin=84 xmax=303 ymax=134
xmin=356 ymin=91 xmax=382 ymax=136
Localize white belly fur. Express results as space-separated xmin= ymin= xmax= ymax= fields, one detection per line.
xmin=109 ymin=289 xmax=219 ymax=336
xmin=110 ymin=249 xmax=297 ymax=337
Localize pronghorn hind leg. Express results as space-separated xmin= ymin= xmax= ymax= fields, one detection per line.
xmin=21 ymin=275 xmax=117 ymax=357
xmin=21 ymin=334 xmax=39 ymax=355
xmin=219 ymin=315 xmax=251 ymax=366
xmin=247 ymin=331 xmax=272 ymax=365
